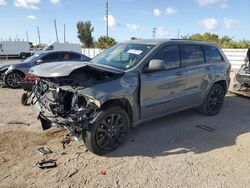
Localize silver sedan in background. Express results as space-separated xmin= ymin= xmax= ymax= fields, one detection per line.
xmin=1 ymin=51 xmax=90 ymax=88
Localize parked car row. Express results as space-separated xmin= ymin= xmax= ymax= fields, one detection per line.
xmin=0 ymin=39 xmax=231 ymax=155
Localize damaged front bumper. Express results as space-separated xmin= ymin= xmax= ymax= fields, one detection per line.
xmin=32 ymin=79 xmax=100 ymax=132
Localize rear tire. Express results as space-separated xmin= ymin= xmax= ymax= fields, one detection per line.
xmin=199 ymin=84 xmax=225 ymax=116
xmin=4 ymin=71 xmax=23 ymax=89
xmin=83 ymin=106 xmax=130 ymax=155
xmin=20 ymin=52 xmax=27 ymax=59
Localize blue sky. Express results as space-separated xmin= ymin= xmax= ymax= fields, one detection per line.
xmin=0 ymin=0 xmax=249 ymax=44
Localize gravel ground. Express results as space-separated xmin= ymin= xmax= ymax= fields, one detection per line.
xmin=0 ymin=85 xmax=250 ymax=188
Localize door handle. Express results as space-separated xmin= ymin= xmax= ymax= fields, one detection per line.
xmin=176 ymin=71 xmax=183 ymax=76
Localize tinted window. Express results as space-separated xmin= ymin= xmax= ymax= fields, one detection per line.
xmin=41 ymin=53 xmax=60 ymax=62
xmin=151 ymin=44 xmax=180 ymax=69
xmin=68 ymin=53 xmax=81 ymax=61
xmin=181 ymin=44 xmax=205 ymax=67
xmin=203 ymin=46 xmax=223 ymax=63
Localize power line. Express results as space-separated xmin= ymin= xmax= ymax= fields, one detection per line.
xmin=26 ymin=31 xmax=29 ymax=42
xmin=153 ymin=28 xmax=157 ymax=39
xmin=105 ymin=0 xmax=109 ymax=37
xmin=37 ymin=26 xmax=41 ymax=45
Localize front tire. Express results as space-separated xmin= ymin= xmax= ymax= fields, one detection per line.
xmin=4 ymin=71 xmax=23 ymax=89
xmin=83 ymin=106 xmax=130 ymax=155
xmin=199 ymin=84 xmax=225 ymax=116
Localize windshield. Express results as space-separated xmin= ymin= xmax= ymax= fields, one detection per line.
xmin=23 ymin=53 xmax=42 ymax=63
xmin=91 ymin=43 xmax=154 ymax=70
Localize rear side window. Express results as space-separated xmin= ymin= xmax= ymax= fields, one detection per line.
xmin=181 ymin=44 xmax=205 ymax=67
xmin=151 ymin=44 xmax=180 ymax=69
xmin=203 ymin=46 xmax=223 ymax=63
xmin=68 ymin=53 xmax=82 ymax=60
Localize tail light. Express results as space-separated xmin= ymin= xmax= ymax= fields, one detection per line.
xmin=24 ymin=74 xmax=36 ymax=81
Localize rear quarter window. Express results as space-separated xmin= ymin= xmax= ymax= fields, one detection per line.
xmin=181 ymin=44 xmax=205 ymax=67
xmin=203 ymin=46 xmax=223 ymax=63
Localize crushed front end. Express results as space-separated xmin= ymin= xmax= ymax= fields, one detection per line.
xmin=32 ymin=78 xmax=99 ymax=139
xmin=30 ymin=63 xmax=124 ymax=142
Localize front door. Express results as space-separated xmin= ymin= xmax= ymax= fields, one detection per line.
xmin=140 ymin=44 xmax=187 ymax=120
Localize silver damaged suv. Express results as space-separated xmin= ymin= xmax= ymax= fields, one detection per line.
xmin=30 ymin=39 xmax=231 ymax=155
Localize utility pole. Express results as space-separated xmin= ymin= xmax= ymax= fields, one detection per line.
xmin=26 ymin=31 xmax=29 ymax=42
xmin=37 ymin=26 xmax=41 ymax=45
xmin=64 ymin=24 xmax=66 ymax=43
xmin=54 ymin=19 xmax=59 ymax=42
xmin=152 ymin=28 xmax=157 ymax=39
xmin=177 ymin=28 xmax=180 ymax=39
xmin=105 ymin=0 xmax=109 ymax=37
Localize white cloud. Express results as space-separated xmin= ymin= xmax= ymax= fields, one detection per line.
xmin=223 ymin=18 xmax=240 ymax=29
xmin=126 ymin=23 xmax=140 ymax=31
xmin=154 ymin=9 xmax=161 ymax=16
xmin=157 ymin=27 xmax=169 ymax=37
xmin=197 ymin=0 xmax=228 ymax=8
xmin=27 ymin=15 xmax=37 ymax=19
xmin=104 ymin=15 xmax=117 ymax=28
xmin=200 ymin=18 xmax=220 ymax=30
xmin=14 ymin=0 xmax=40 ymax=9
xmin=0 ymin=0 xmax=7 ymax=5
xmin=165 ymin=7 xmax=178 ymax=15
xmin=50 ymin=0 xmax=61 ymax=4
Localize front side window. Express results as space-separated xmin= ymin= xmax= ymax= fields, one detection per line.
xmin=41 ymin=53 xmax=60 ymax=62
xmin=181 ymin=44 xmax=205 ymax=67
xmin=203 ymin=46 xmax=223 ymax=63
xmin=92 ymin=43 xmax=154 ymax=70
xmin=150 ymin=44 xmax=180 ymax=69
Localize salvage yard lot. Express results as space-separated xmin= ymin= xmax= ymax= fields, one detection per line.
xmin=0 ymin=87 xmax=250 ymax=187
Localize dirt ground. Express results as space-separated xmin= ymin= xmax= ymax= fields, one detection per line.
xmin=1 ymin=84 xmax=250 ymax=187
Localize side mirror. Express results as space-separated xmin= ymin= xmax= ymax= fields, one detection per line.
xmin=36 ymin=59 xmax=43 ymax=65
xmin=145 ymin=59 xmax=166 ymax=72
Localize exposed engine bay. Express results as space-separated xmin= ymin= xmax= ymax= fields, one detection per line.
xmin=32 ymin=65 xmax=122 ymax=133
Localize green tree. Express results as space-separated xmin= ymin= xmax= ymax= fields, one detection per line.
xmin=184 ymin=33 xmax=250 ymax=48
xmin=96 ymin=36 xmax=117 ymax=49
xmin=77 ymin=21 xmax=94 ymax=48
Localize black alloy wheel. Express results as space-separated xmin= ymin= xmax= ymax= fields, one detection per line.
xmin=83 ymin=106 xmax=130 ymax=155
xmin=199 ymin=84 xmax=225 ymax=116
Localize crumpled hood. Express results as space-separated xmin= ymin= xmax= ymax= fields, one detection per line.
xmin=29 ymin=61 xmax=88 ymax=77
xmin=29 ymin=61 xmax=124 ymax=78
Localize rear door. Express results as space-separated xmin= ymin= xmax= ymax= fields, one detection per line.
xmin=140 ymin=44 xmax=187 ymax=119
xmin=180 ymin=44 xmax=208 ymax=105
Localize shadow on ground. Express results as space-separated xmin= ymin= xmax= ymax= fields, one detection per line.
xmin=107 ymin=94 xmax=250 ymax=157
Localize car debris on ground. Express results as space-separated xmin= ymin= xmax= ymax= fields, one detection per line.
xmin=36 ymin=147 xmax=53 ymax=155
xmin=36 ymin=159 xmax=57 ymax=169
xmin=7 ymin=120 xmax=30 ymax=126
